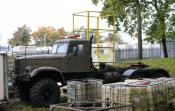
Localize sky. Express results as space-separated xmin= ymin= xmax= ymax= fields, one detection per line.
xmin=0 ymin=0 xmax=103 ymax=45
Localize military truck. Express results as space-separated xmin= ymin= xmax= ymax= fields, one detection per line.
xmin=13 ymin=36 xmax=169 ymax=106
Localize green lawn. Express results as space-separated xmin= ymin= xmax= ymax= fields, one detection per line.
xmin=10 ymin=99 xmax=49 ymax=111
xmin=116 ymin=57 xmax=175 ymax=76
xmin=10 ymin=96 xmax=68 ymax=111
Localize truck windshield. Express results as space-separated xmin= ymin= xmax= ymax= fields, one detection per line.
xmin=52 ymin=42 xmax=69 ymax=54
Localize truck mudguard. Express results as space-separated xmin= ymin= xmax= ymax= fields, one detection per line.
xmin=30 ymin=67 xmax=65 ymax=83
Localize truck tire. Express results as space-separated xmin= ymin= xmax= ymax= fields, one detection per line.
xmin=30 ymin=79 xmax=60 ymax=106
xmin=16 ymin=82 xmax=30 ymax=101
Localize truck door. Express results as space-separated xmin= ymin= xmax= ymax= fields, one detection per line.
xmin=67 ymin=42 xmax=91 ymax=73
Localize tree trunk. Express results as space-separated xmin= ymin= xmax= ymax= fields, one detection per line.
xmin=135 ymin=0 xmax=143 ymax=60
xmin=159 ymin=10 xmax=168 ymax=58
xmin=161 ymin=37 xmax=168 ymax=58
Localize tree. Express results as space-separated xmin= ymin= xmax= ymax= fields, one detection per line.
xmin=32 ymin=26 xmax=67 ymax=46
xmin=92 ymin=0 xmax=175 ymax=58
xmin=58 ymin=27 xmax=67 ymax=39
xmin=145 ymin=0 xmax=175 ymax=58
xmin=9 ymin=25 xmax=31 ymax=46
xmin=91 ymin=0 xmax=147 ymax=60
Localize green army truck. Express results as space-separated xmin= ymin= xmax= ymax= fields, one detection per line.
xmin=13 ymin=36 xmax=169 ymax=106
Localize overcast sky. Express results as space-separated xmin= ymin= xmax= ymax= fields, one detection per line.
xmin=0 ymin=0 xmax=103 ymax=45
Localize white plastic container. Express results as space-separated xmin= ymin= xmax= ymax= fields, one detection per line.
xmin=145 ymin=81 xmax=167 ymax=111
xmin=67 ymin=79 xmax=103 ymax=102
xmin=102 ymin=82 xmax=148 ymax=111
xmin=102 ymin=84 xmax=112 ymax=101
xmin=67 ymin=80 xmax=86 ymax=102
xmin=124 ymin=79 xmax=143 ymax=84
xmin=85 ymin=79 xmax=103 ymax=100
xmin=157 ymin=77 xmax=175 ymax=106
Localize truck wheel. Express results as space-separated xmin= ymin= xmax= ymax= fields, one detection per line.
xmin=30 ymin=79 xmax=60 ymax=106
xmin=16 ymin=82 xmax=30 ymax=101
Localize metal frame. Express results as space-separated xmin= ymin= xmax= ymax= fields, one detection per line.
xmin=50 ymin=100 xmax=132 ymax=111
xmin=72 ymin=11 xmax=116 ymax=63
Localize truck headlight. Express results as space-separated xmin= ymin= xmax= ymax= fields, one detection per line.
xmin=26 ymin=66 xmax=33 ymax=73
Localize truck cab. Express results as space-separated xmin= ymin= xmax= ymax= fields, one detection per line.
xmin=15 ymin=38 xmax=93 ymax=81
xmin=52 ymin=39 xmax=92 ymax=73
xmin=14 ymin=38 xmax=95 ymax=107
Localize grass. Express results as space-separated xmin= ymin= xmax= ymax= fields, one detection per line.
xmin=10 ymin=99 xmax=49 ymax=111
xmin=10 ymin=96 xmax=68 ymax=111
xmin=116 ymin=57 xmax=175 ymax=76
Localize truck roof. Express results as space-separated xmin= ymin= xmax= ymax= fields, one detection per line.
xmin=55 ymin=38 xmax=89 ymax=43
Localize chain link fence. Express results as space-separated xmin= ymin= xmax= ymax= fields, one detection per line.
xmin=116 ymin=40 xmax=175 ymax=62
xmin=1 ymin=40 xmax=175 ymax=62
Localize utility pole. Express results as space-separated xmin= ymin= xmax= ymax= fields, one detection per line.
xmin=44 ymin=34 xmax=47 ymax=47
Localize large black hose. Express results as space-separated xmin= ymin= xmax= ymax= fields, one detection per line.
xmin=89 ymin=35 xmax=96 ymax=71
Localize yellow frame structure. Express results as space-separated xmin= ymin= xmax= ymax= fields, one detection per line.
xmin=72 ymin=11 xmax=115 ymax=64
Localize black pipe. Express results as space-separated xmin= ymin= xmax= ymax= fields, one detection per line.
xmin=89 ymin=35 xmax=95 ymax=71
xmin=89 ymin=35 xmax=93 ymax=56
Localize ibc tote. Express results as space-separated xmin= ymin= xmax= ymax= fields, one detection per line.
xmin=157 ymin=77 xmax=175 ymax=108
xmin=143 ymin=78 xmax=168 ymax=111
xmin=102 ymin=82 xmax=148 ymax=111
xmin=67 ymin=79 xmax=103 ymax=103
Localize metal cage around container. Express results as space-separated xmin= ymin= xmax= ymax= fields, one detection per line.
xmin=67 ymin=79 xmax=103 ymax=103
xmin=50 ymin=99 xmax=132 ymax=111
xmin=102 ymin=79 xmax=169 ymax=111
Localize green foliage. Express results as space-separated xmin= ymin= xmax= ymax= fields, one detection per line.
xmin=144 ymin=0 xmax=175 ymax=57
xmin=92 ymin=0 xmax=175 ymax=58
xmin=8 ymin=25 xmax=31 ymax=46
xmin=91 ymin=0 xmax=99 ymax=5
xmin=91 ymin=0 xmax=146 ymax=59
xmin=145 ymin=0 xmax=175 ymax=43
xmin=92 ymin=0 xmax=147 ymax=34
